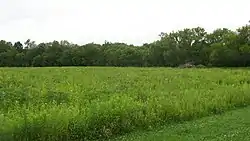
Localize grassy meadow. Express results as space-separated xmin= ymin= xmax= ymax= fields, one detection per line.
xmin=1 ymin=67 xmax=250 ymax=140
xmin=112 ymin=106 xmax=250 ymax=141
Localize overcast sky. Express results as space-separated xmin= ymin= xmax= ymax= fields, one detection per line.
xmin=0 ymin=0 xmax=249 ymax=45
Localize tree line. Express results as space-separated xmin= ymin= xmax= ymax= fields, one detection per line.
xmin=0 ymin=23 xmax=250 ymax=67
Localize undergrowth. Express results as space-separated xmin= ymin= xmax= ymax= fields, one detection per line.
xmin=0 ymin=67 xmax=250 ymax=140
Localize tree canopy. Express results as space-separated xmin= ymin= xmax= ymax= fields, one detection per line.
xmin=1 ymin=23 xmax=250 ymax=67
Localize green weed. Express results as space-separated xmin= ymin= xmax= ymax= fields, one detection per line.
xmin=1 ymin=67 xmax=250 ymax=140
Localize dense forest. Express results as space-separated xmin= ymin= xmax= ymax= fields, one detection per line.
xmin=1 ymin=23 xmax=250 ymax=67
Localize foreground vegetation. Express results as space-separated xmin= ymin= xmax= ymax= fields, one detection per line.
xmin=1 ymin=22 xmax=250 ymax=67
xmin=1 ymin=67 xmax=250 ymax=140
xmin=113 ymin=106 xmax=250 ymax=141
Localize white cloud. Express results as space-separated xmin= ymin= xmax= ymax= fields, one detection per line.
xmin=0 ymin=0 xmax=249 ymax=45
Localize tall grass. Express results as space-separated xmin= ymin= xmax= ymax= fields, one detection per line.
xmin=1 ymin=67 xmax=250 ymax=140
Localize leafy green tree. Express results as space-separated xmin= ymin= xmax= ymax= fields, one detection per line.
xmin=1 ymin=22 xmax=250 ymax=67
xmin=14 ymin=41 xmax=23 ymax=52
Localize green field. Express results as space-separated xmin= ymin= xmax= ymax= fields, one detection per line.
xmin=112 ymin=106 xmax=250 ymax=141
xmin=1 ymin=67 xmax=250 ymax=141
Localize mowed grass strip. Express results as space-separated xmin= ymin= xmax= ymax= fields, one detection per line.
xmin=111 ymin=105 xmax=250 ymax=141
xmin=0 ymin=67 xmax=250 ymax=140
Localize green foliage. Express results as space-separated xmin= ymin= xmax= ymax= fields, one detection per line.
xmin=0 ymin=23 xmax=250 ymax=67
xmin=112 ymin=106 xmax=250 ymax=141
xmin=1 ymin=67 xmax=250 ymax=140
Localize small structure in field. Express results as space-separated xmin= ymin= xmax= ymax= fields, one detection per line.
xmin=178 ymin=62 xmax=195 ymax=68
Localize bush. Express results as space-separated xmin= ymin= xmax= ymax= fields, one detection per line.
xmin=196 ymin=64 xmax=206 ymax=68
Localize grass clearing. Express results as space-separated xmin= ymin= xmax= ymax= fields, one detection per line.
xmin=112 ymin=106 xmax=250 ymax=141
xmin=1 ymin=67 xmax=250 ymax=140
